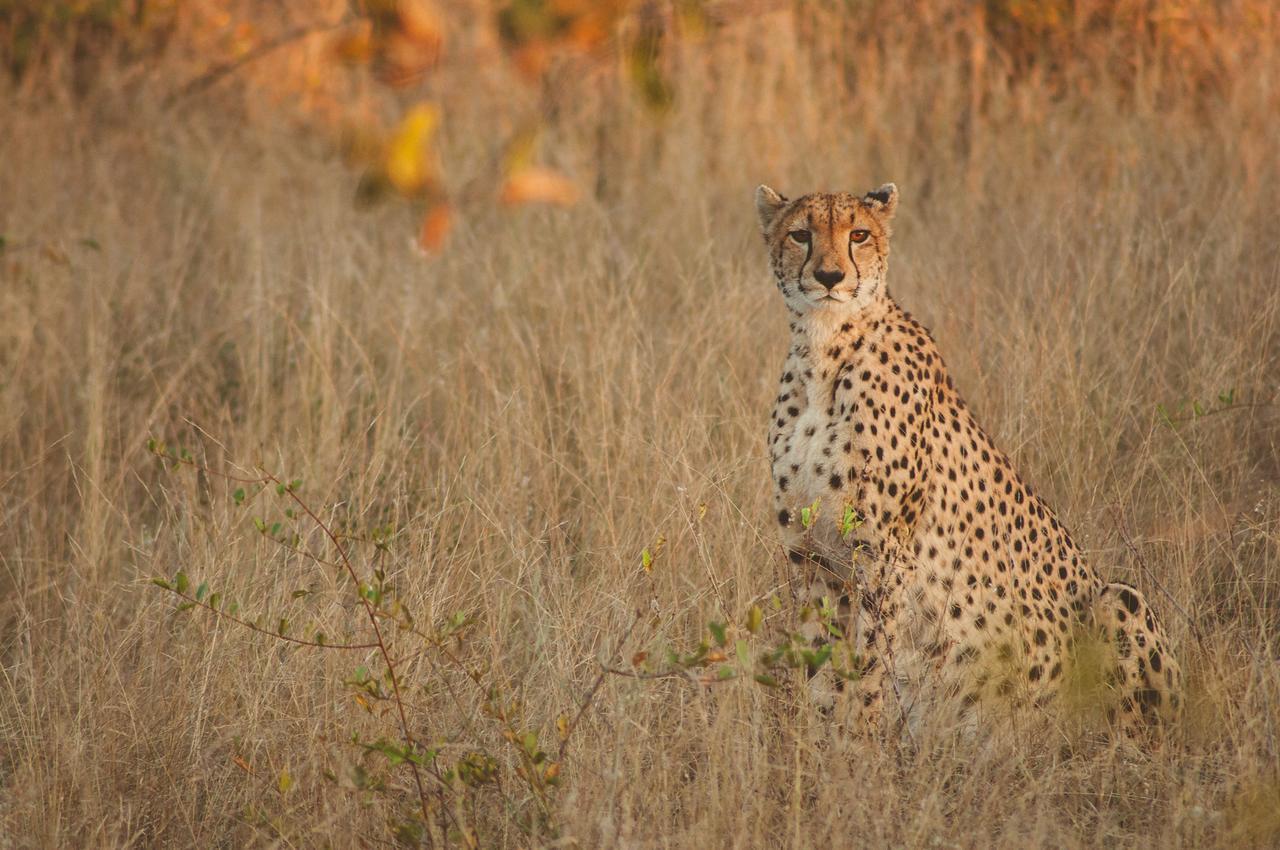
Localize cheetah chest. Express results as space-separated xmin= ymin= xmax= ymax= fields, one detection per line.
xmin=771 ymin=406 xmax=848 ymax=510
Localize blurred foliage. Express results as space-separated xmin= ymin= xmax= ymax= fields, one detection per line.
xmin=3 ymin=0 xmax=1273 ymax=250
xmin=0 ymin=0 xmax=178 ymax=79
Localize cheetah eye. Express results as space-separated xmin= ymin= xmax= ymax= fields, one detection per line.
xmin=850 ymin=229 xmax=871 ymax=244
xmin=788 ymin=229 xmax=811 ymax=245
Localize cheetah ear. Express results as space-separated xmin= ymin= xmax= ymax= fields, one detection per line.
xmin=862 ymin=182 xmax=899 ymax=220
xmin=755 ymin=184 xmax=787 ymax=231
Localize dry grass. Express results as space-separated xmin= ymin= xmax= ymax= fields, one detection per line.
xmin=2 ymin=3 xmax=1280 ymax=847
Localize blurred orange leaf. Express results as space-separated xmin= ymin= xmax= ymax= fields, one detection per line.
xmin=397 ymin=0 xmax=445 ymax=50
xmin=501 ymin=167 xmax=579 ymax=207
xmin=331 ymin=24 xmax=375 ymax=64
xmin=510 ymin=42 xmax=552 ymax=79
xmin=418 ymin=202 xmax=453 ymax=253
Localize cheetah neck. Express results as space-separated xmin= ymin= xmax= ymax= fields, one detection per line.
xmin=787 ymin=294 xmax=897 ymax=413
xmin=792 ymin=293 xmax=896 ymax=364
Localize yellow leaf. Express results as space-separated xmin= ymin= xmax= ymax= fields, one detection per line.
xmin=385 ymin=103 xmax=440 ymax=194
xmin=277 ymin=767 xmax=293 ymax=794
xmin=418 ymin=202 xmax=453 ymax=253
xmin=556 ymin=713 xmax=570 ymax=739
xmin=501 ymin=167 xmax=579 ymax=207
xmin=502 ymin=126 xmax=540 ymax=176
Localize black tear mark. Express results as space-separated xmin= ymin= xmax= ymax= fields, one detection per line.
xmin=797 ymin=235 xmax=813 ymax=288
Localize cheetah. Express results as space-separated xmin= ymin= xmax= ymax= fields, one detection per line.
xmin=755 ymin=182 xmax=1182 ymax=733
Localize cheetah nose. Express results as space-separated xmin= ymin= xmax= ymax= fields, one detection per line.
xmin=814 ymin=268 xmax=845 ymax=289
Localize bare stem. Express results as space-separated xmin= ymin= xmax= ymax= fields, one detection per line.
xmin=157 ymin=585 xmax=381 ymax=651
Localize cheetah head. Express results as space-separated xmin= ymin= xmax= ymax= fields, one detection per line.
xmin=754 ymin=183 xmax=898 ymax=315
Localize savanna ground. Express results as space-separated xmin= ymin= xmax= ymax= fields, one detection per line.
xmin=2 ymin=2 xmax=1280 ymax=847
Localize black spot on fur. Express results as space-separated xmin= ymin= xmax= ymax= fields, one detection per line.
xmin=1117 ymin=587 xmax=1141 ymax=615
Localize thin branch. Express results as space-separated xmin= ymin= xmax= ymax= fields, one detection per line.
xmin=162 ymin=16 xmax=354 ymax=109
xmin=263 ymin=471 xmax=441 ymax=830
xmin=1159 ymin=401 xmax=1274 ymax=426
xmin=558 ymin=609 xmax=643 ymax=761
xmin=147 ymin=445 xmax=445 ymax=831
xmin=158 ymin=584 xmax=382 ymax=650
xmin=600 ymin=664 xmax=737 ymax=685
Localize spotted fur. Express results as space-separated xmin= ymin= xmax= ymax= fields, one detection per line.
xmin=756 ymin=183 xmax=1182 ymax=732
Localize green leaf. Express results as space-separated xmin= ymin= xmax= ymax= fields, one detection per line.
xmin=716 ymin=666 xmax=736 ymax=681
xmin=174 ymin=571 xmax=189 ymax=594
xmin=315 ymin=632 xmax=326 ymax=646
xmin=275 ymin=483 xmax=286 ymax=496
xmin=803 ymin=644 xmax=833 ymax=672
xmin=800 ymin=506 xmax=812 ymax=528
xmin=735 ymin=638 xmax=750 ymax=667
xmin=641 ymin=548 xmax=653 ymax=572
xmin=289 ymin=478 xmax=302 ymax=491
xmin=176 ymin=601 xmax=196 ymax=612
xmin=708 ymin=621 xmax=727 ymax=647
xmin=278 ymin=618 xmax=290 ymax=636
xmin=840 ymin=504 xmax=863 ymax=536
xmin=195 ymin=581 xmax=209 ymax=602
xmin=393 ymin=820 xmax=425 ymax=846
xmin=233 ymin=488 xmax=245 ymax=505
xmin=746 ymin=604 xmax=763 ymax=635
xmin=753 ymin=673 xmax=780 ymax=688
xmin=253 ymin=517 xmax=266 ymax=533
xmin=291 ymin=589 xmax=311 ymax=599
xmin=269 ymin=522 xmax=282 ymax=537
xmin=79 ymin=237 xmax=101 ymax=251
xmin=207 ymin=593 xmax=221 ymax=610
xmin=0 ymin=235 xmax=6 ymax=252
xmin=151 ymin=577 xmax=171 ymax=590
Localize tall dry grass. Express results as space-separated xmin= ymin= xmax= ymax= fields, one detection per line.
xmin=2 ymin=2 xmax=1279 ymax=846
